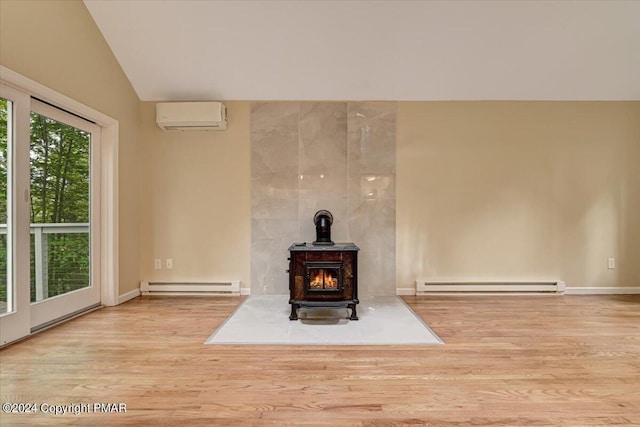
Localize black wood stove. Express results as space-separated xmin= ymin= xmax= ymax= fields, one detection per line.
xmin=288 ymin=210 xmax=359 ymax=320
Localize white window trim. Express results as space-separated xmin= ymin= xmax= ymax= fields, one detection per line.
xmin=0 ymin=66 xmax=119 ymax=306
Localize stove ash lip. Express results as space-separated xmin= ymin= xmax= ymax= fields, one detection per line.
xmin=312 ymin=209 xmax=335 ymax=246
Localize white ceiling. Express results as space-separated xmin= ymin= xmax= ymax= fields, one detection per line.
xmin=83 ymin=0 xmax=640 ymax=101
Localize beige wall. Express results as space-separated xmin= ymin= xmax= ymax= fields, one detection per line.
xmin=397 ymin=102 xmax=640 ymax=288
xmin=0 ymin=0 xmax=142 ymax=295
xmin=139 ymin=102 xmax=250 ymax=288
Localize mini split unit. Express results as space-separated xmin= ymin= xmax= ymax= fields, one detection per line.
xmin=156 ymin=101 xmax=227 ymax=131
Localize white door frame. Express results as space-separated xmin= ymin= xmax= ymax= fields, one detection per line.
xmin=0 ymin=83 xmax=31 ymax=344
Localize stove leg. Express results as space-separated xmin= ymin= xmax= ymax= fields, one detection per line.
xmin=349 ymin=303 xmax=359 ymax=320
xmin=289 ymin=303 xmax=299 ymax=321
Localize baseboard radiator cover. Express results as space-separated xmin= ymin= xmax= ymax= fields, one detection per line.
xmin=416 ymin=280 xmax=565 ymax=296
xmin=140 ymin=281 xmax=240 ymax=296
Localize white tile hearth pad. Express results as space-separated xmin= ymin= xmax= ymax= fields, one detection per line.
xmin=205 ymin=295 xmax=443 ymax=345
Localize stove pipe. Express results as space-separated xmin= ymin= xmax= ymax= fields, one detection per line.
xmin=313 ymin=210 xmax=334 ymax=246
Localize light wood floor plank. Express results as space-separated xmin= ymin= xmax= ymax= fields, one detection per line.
xmin=1 ymin=295 xmax=639 ymax=426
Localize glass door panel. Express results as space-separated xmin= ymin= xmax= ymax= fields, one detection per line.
xmin=1 ymin=98 xmax=9 ymax=314
xmin=29 ymin=110 xmax=91 ymax=303
xmin=28 ymin=100 xmax=100 ymax=329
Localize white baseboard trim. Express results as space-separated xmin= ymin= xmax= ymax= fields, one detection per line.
xmin=118 ymin=288 xmax=141 ymax=304
xmin=565 ymin=287 xmax=640 ymax=295
xmin=241 ymin=287 xmax=251 ymax=296
xmin=396 ymin=288 xmax=416 ymax=296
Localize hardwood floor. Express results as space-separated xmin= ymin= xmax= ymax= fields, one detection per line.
xmin=1 ymin=294 xmax=639 ymax=426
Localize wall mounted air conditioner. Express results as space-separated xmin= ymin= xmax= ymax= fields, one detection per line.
xmin=156 ymin=101 xmax=227 ymax=131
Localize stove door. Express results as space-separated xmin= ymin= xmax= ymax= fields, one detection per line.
xmin=305 ymin=262 xmax=343 ymax=292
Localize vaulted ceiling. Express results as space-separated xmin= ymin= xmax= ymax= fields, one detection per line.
xmin=83 ymin=0 xmax=640 ymax=101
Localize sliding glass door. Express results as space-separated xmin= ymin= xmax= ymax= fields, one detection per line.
xmin=0 ymin=84 xmax=101 ymax=344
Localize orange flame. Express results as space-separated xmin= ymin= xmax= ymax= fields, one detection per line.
xmin=310 ymin=269 xmax=338 ymax=289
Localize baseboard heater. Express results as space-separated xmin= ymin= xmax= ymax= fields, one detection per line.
xmin=415 ymin=280 xmax=565 ymax=296
xmin=141 ymin=281 xmax=240 ymax=296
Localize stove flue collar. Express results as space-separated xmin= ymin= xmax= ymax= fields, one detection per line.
xmin=313 ymin=210 xmax=335 ymax=246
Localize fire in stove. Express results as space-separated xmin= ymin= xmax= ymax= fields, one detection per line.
xmin=309 ymin=269 xmax=338 ymax=290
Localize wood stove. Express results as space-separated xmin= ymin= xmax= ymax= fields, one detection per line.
xmin=288 ymin=211 xmax=359 ymax=320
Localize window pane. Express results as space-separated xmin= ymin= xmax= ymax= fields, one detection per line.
xmin=29 ymin=111 xmax=90 ymax=302
xmin=0 ymin=98 xmax=9 ymax=313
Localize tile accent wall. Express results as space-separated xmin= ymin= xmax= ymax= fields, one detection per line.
xmin=251 ymin=102 xmax=396 ymax=296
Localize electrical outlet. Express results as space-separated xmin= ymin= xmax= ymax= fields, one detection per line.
xmin=154 ymin=259 xmax=162 ymax=270
xmin=166 ymin=258 xmax=173 ymax=269
xmin=608 ymin=258 xmax=615 ymax=269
